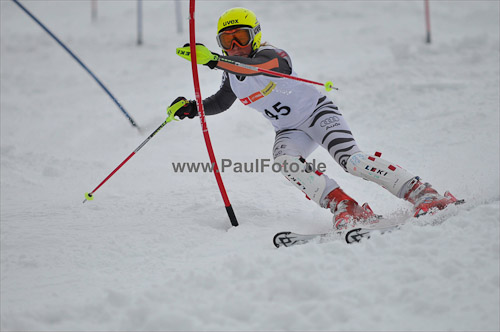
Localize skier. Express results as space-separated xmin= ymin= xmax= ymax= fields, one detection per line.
xmin=170 ymin=7 xmax=459 ymax=229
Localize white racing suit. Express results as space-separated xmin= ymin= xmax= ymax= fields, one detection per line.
xmin=203 ymin=45 xmax=417 ymax=207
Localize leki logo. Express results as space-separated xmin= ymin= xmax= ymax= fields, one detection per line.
xmin=176 ymin=49 xmax=190 ymax=56
xmin=223 ymin=19 xmax=239 ymax=26
xmin=365 ymin=165 xmax=388 ymax=176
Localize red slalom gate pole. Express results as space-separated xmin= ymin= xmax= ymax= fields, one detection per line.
xmin=424 ymin=0 xmax=432 ymax=43
xmin=188 ymin=0 xmax=238 ymax=227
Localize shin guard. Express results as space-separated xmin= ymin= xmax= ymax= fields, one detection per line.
xmin=346 ymin=151 xmax=416 ymax=197
xmin=274 ymin=155 xmax=327 ymax=205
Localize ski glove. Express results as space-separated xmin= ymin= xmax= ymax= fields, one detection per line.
xmin=176 ymin=43 xmax=219 ymax=69
xmin=169 ymin=97 xmax=198 ymax=120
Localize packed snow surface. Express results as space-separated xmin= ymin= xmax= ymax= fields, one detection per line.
xmin=1 ymin=1 xmax=499 ymax=331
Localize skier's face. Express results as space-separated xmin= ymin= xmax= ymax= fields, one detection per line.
xmin=225 ymin=43 xmax=252 ymax=57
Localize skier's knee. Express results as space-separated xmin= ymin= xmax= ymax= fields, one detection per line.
xmin=345 ymin=151 xmax=416 ymax=197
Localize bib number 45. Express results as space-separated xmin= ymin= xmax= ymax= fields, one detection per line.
xmin=265 ymin=102 xmax=291 ymax=120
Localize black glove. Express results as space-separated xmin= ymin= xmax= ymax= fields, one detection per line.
xmin=170 ymin=96 xmax=197 ymax=119
xmin=182 ymin=43 xmax=219 ymax=69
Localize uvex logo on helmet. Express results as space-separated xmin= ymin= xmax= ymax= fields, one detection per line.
xmin=223 ymin=19 xmax=239 ymax=27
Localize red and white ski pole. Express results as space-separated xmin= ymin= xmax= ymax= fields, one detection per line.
xmin=83 ymin=100 xmax=186 ymax=203
xmin=217 ymin=57 xmax=339 ymax=91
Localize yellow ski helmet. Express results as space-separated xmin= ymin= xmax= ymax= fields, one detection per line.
xmin=216 ymin=7 xmax=262 ymax=52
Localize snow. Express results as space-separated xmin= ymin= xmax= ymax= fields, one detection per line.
xmin=1 ymin=0 xmax=499 ymax=330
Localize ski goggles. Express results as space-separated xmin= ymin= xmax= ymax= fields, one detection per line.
xmin=216 ymin=25 xmax=260 ymax=50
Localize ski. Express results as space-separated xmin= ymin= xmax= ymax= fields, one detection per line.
xmin=273 ymin=198 xmax=466 ymax=248
xmin=273 ymin=223 xmax=401 ymax=248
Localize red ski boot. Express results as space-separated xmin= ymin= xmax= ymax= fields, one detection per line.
xmin=404 ymin=180 xmax=459 ymax=217
xmin=325 ymin=188 xmax=379 ymax=230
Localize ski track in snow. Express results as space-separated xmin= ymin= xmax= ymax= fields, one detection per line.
xmin=1 ymin=1 xmax=499 ymax=331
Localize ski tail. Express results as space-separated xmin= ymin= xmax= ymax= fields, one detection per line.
xmin=273 ymin=232 xmax=323 ymax=248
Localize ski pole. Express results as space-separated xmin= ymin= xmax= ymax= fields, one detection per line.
xmin=12 ymin=0 xmax=141 ymax=132
xmin=217 ymin=57 xmax=339 ymax=92
xmin=83 ymin=100 xmax=186 ymax=203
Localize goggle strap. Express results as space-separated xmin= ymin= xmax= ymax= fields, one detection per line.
xmin=253 ymin=24 xmax=261 ymax=35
